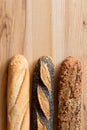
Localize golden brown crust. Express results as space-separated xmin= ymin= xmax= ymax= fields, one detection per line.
xmin=7 ymin=54 xmax=29 ymax=130
xmin=58 ymin=56 xmax=82 ymax=130
xmin=37 ymin=85 xmax=50 ymax=120
xmin=37 ymin=116 xmax=46 ymax=130
xmin=40 ymin=61 xmax=51 ymax=92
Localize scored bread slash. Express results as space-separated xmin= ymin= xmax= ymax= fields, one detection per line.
xmin=7 ymin=54 xmax=30 ymax=130
xmin=58 ymin=56 xmax=82 ymax=130
xmin=31 ymin=56 xmax=54 ymax=130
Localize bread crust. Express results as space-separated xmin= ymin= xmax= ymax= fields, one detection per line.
xmin=58 ymin=56 xmax=82 ymax=130
xmin=31 ymin=56 xmax=54 ymax=130
xmin=7 ymin=54 xmax=29 ymax=130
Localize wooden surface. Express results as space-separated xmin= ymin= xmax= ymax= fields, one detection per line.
xmin=0 ymin=0 xmax=87 ymax=129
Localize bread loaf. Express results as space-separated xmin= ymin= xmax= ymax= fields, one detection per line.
xmin=58 ymin=56 xmax=82 ymax=130
xmin=7 ymin=55 xmax=29 ymax=130
xmin=31 ymin=56 xmax=54 ymax=130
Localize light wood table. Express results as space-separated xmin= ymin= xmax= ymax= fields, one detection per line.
xmin=0 ymin=0 xmax=86 ymax=129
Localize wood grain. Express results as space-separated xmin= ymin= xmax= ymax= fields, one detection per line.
xmin=0 ymin=0 xmax=87 ymax=129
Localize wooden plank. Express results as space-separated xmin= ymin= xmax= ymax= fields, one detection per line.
xmin=0 ymin=0 xmax=87 ymax=129
xmin=32 ymin=0 xmax=52 ymax=61
xmin=0 ymin=0 xmax=26 ymax=129
xmin=0 ymin=0 xmax=52 ymax=129
xmin=52 ymin=0 xmax=87 ymax=129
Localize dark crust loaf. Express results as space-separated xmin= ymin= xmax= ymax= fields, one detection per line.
xmin=31 ymin=56 xmax=54 ymax=130
xmin=58 ymin=56 xmax=82 ymax=130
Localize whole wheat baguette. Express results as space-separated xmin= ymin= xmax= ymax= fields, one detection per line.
xmin=7 ymin=55 xmax=29 ymax=130
xmin=31 ymin=56 xmax=54 ymax=130
xmin=58 ymin=56 xmax=82 ymax=130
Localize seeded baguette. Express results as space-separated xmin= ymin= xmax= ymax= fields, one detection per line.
xmin=58 ymin=56 xmax=82 ymax=130
xmin=31 ymin=56 xmax=54 ymax=130
xmin=7 ymin=55 xmax=29 ymax=130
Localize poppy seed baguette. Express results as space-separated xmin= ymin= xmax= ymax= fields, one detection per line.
xmin=7 ymin=55 xmax=30 ymax=130
xmin=31 ymin=56 xmax=54 ymax=130
xmin=58 ymin=56 xmax=82 ymax=130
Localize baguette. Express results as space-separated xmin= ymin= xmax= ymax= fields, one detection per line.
xmin=31 ymin=56 xmax=54 ymax=130
xmin=7 ymin=55 xmax=29 ymax=130
xmin=58 ymin=56 xmax=82 ymax=130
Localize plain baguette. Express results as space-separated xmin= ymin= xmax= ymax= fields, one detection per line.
xmin=58 ymin=56 xmax=82 ymax=130
xmin=31 ymin=56 xmax=54 ymax=130
xmin=7 ymin=55 xmax=29 ymax=130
